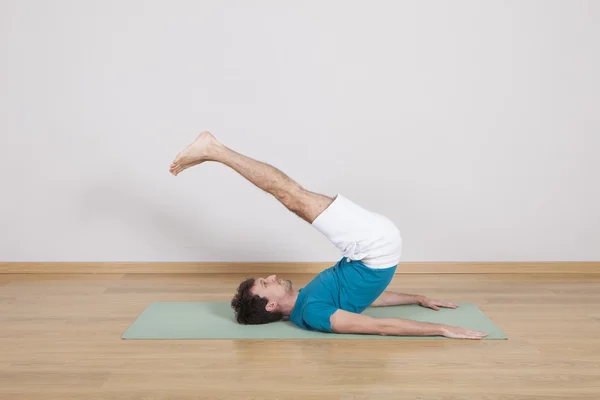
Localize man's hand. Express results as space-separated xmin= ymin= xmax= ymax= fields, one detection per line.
xmin=330 ymin=310 xmax=489 ymax=339
xmin=440 ymin=325 xmax=488 ymax=339
xmin=418 ymin=297 xmax=458 ymax=311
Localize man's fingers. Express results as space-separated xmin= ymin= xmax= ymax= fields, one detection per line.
xmin=431 ymin=300 xmax=458 ymax=309
xmin=457 ymin=329 xmax=488 ymax=339
xmin=462 ymin=334 xmax=486 ymax=340
xmin=468 ymin=330 xmax=488 ymax=339
xmin=442 ymin=325 xmax=489 ymax=339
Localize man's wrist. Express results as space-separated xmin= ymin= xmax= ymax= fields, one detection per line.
xmin=436 ymin=324 xmax=447 ymax=336
xmin=414 ymin=295 xmax=426 ymax=305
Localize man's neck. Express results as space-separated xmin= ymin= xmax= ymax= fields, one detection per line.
xmin=278 ymin=290 xmax=299 ymax=316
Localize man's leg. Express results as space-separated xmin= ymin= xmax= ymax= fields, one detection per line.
xmin=169 ymin=131 xmax=334 ymax=223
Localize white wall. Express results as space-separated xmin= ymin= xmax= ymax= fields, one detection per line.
xmin=1 ymin=0 xmax=598 ymax=262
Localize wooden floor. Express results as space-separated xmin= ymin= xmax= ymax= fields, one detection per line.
xmin=1 ymin=273 xmax=599 ymax=400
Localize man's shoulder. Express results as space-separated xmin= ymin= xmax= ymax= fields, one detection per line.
xmin=291 ymin=273 xmax=337 ymax=315
xmin=293 ymin=286 xmax=338 ymax=320
xmin=290 ymin=292 xmax=338 ymax=332
xmin=302 ymin=268 xmax=339 ymax=297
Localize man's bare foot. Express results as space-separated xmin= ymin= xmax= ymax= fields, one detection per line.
xmin=169 ymin=131 xmax=221 ymax=176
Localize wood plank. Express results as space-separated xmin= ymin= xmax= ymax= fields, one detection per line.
xmin=1 ymin=273 xmax=600 ymax=399
xmin=1 ymin=261 xmax=599 ymax=274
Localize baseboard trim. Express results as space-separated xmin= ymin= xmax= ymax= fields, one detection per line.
xmin=1 ymin=262 xmax=599 ymax=274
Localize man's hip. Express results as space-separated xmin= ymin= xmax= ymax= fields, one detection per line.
xmin=311 ymin=194 xmax=402 ymax=269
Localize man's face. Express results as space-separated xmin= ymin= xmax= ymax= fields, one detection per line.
xmin=251 ymin=275 xmax=292 ymax=312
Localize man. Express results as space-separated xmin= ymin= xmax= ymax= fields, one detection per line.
xmin=170 ymin=131 xmax=488 ymax=340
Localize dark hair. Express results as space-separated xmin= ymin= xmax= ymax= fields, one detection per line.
xmin=231 ymin=278 xmax=284 ymax=324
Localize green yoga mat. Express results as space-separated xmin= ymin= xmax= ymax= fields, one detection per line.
xmin=122 ymin=302 xmax=506 ymax=340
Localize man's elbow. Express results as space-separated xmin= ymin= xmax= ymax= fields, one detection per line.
xmin=375 ymin=319 xmax=391 ymax=336
xmin=360 ymin=319 xmax=388 ymax=336
xmin=370 ymin=299 xmax=383 ymax=308
xmin=331 ymin=319 xmax=383 ymax=335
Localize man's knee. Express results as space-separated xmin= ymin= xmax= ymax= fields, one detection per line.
xmin=277 ymin=187 xmax=311 ymax=220
xmin=280 ymin=189 xmax=334 ymax=224
xmin=275 ymin=185 xmax=303 ymax=208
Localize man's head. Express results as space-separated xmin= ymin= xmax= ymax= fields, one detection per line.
xmin=231 ymin=275 xmax=294 ymax=324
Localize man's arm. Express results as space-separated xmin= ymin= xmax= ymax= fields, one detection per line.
xmin=371 ymin=291 xmax=458 ymax=311
xmin=370 ymin=291 xmax=424 ymax=307
xmin=329 ymin=309 xmax=488 ymax=339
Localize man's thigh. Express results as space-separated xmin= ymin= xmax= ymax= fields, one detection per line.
xmin=311 ymin=194 xmax=402 ymax=268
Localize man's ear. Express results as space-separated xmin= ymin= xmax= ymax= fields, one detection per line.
xmin=265 ymin=301 xmax=276 ymax=312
